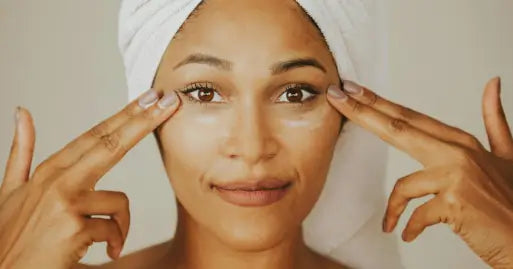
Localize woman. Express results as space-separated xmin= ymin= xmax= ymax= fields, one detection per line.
xmin=1 ymin=0 xmax=512 ymax=269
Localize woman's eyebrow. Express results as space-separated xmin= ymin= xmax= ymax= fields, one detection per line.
xmin=173 ymin=53 xmax=326 ymax=74
xmin=173 ymin=53 xmax=233 ymax=71
xmin=270 ymin=58 xmax=327 ymax=75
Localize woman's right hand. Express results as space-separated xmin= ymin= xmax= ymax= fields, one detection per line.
xmin=0 ymin=89 xmax=180 ymax=269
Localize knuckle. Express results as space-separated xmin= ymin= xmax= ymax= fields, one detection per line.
xmin=480 ymin=246 xmax=509 ymax=266
xmin=100 ymin=132 xmax=124 ymax=154
xmin=393 ymin=177 xmax=408 ymax=195
xmin=441 ymin=192 xmax=464 ymax=215
xmin=141 ymin=107 xmax=157 ymax=120
xmin=397 ymin=106 xmax=418 ymax=121
xmin=389 ymin=118 xmax=409 ymax=134
xmin=123 ymin=103 xmax=140 ymax=118
xmin=118 ymin=192 xmax=130 ymax=209
xmin=68 ymin=215 xmax=87 ymax=234
xmin=350 ymin=101 xmax=364 ymax=114
xmin=366 ymin=92 xmax=379 ymax=106
xmin=64 ymin=190 xmax=86 ymax=212
xmin=90 ymin=122 xmax=110 ymax=138
xmin=33 ymin=161 xmax=51 ymax=178
xmin=52 ymin=186 xmax=73 ymax=209
xmin=461 ymin=133 xmax=483 ymax=150
xmin=389 ymin=179 xmax=409 ymax=209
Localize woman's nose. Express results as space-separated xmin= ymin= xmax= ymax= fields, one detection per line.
xmin=220 ymin=103 xmax=279 ymax=165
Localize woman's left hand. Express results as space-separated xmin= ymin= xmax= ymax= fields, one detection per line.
xmin=326 ymin=77 xmax=513 ymax=268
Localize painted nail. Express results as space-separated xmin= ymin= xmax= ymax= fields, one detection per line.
xmin=157 ymin=91 xmax=178 ymax=109
xmin=138 ymin=88 xmax=159 ymax=109
xmin=342 ymin=80 xmax=363 ymax=95
xmin=327 ymin=85 xmax=347 ymax=100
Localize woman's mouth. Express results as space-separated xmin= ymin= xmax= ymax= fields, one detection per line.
xmin=210 ymin=179 xmax=292 ymax=207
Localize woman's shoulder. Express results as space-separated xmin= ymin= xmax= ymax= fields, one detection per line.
xmin=77 ymin=240 xmax=172 ymax=269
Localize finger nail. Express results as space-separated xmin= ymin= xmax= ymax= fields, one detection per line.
xmin=138 ymin=88 xmax=159 ymax=109
xmin=157 ymin=91 xmax=178 ymax=109
xmin=327 ymin=85 xmax=347 ymax=100
xmin=342 ymin=80 xmax=363 ymax=95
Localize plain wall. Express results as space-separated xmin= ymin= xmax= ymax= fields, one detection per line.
xmin=1 ymin=1 xmax=512 ymax=268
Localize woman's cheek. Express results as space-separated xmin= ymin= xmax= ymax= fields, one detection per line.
xmin=158 ymin=107 xmax=226 ymax=188
xmin=274 ymin=103 xmax=340 ymax=142
xmin=273 ymin=104 xmax=341 ymax=195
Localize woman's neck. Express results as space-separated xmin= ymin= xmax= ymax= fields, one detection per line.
xmin=164 ymin=203 xmax=320 ymax=269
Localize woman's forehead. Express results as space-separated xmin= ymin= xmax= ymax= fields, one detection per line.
xmin=167 ymin=0 xmax=331 ymax=66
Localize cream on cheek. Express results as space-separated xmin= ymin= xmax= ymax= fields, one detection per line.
xmin=179 ymin=105 xmax=225 ymax=126
xmin=172 ymin=102 xmax=337 ymax=163
xmin=194 ymin=113 xmax=219 ymax=125
xmin=279 ymin=105 xmax=331 ymax=131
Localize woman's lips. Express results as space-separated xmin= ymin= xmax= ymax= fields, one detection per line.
xmin=211 ymin=180 xmax=292 ymax=207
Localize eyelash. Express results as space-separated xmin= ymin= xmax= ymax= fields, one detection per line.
xmin=177 ymin=82 xmax=321 ymax=106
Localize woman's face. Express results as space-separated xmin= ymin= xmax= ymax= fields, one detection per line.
xmin=153 ymin=0 xmax=343 ymax=250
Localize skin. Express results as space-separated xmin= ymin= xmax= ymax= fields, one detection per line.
xmin=0 ymin=1 xmax=512 ymax=269
xmin=326 ymin=78 xmax=513 ymax=268
xmin=0 ymin=90 xmax=181 ymax=269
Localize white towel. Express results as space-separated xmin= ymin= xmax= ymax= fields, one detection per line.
xmin=118 ymin=1 xmax=402 ymax=268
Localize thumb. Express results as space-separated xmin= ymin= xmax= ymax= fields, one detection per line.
xmin=482 ymin=77 xmax=513 ymax=160
xmin=1 ymin=106 xmax=36 ymax=197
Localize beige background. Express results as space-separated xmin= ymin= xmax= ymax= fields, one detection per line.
xmin=1 ymin=0 xmax=512 ymax=268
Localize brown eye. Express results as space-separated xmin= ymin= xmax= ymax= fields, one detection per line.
xmin=277 ymin=85 xmax=318 ymax=103
xmin=180 ymin=83 xmax=223 ymax=103
xmin=198 ymin=88 xmax=214 ymax=102
xmin=285 ymin=88 xmax=303 ymax=103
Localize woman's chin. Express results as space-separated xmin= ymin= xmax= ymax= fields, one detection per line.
xmin=212 ymin=218 xmax=298 ymax=251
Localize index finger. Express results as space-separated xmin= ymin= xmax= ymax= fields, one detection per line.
xmin=61 ymin=90 xmax=181 ymax=188
xmin=326 ymin=84 xmax=453 ymax=166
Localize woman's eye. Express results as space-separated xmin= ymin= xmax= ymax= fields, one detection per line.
xmin=277 ymin=86 xmax=317 ymax=103
xmin=180 ymin=83 xmax=319 ymax=104
xmin=184 ymin=87 xmax=224 ymax=103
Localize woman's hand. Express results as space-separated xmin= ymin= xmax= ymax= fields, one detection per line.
xmin=326 ymin=77 xmax=513 ymax=268
xmin=0 ymin=89 xmax=180 ymax=269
